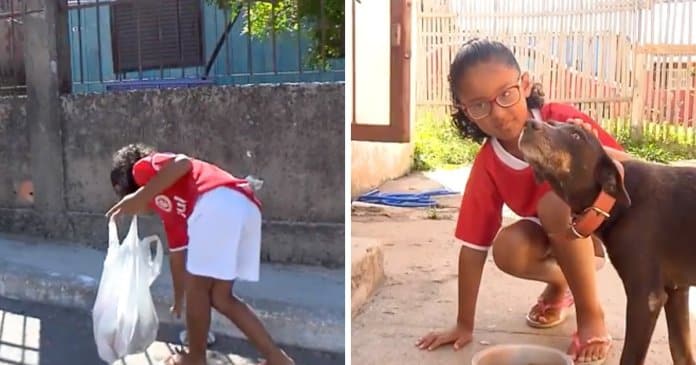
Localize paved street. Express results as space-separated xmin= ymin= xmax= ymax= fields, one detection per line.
xmin=0 ymin=296 xmax=343 ymax=365
xmin=351 ymin=170 xmax=689 ymax=364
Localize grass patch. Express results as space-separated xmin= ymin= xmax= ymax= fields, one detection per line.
xmin=414 ymin=112 xmax=696 ymax=170
xmin=603 ymin=119 xmax=696 ymax=164
xmin=413 ymin=113 xmax=481 ymax=171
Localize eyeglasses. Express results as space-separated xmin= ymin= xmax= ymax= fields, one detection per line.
xmin=460 ymin=83 xmax=522 ymax=120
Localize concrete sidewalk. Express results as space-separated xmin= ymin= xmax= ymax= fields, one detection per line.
xmin=351 ymin=168 xmax=695 ymax=364
xmin=0 ymin=234 xmax=345 ymax=354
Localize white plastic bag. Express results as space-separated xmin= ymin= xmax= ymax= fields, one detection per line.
xmin=92 ymin=216 xmax=164 ymax=363
xmin=244 ymin=174 xmax=264 ymax=191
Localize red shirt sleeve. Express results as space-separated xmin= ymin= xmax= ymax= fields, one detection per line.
xmin=163 ymin=218 xmax=188 ymax=251
xmin=132 ymin=152 xmax=188 ymax=250
xmin=454 ymin=147 xmax=504 ymax=251
xmin=541 ymin=103 xmax=624 ymax=151
xmin=132 ymin=153 xmax=177 ymax=187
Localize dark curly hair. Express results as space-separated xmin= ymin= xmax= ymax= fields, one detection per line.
xmin=449 ymin=38 xmax=546 ymax=143
xmin=110 ymin=143 xmax=156 ymax=198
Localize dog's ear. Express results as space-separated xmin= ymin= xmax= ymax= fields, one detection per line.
xmin=595 ymin=156 xmax=631 ymax=207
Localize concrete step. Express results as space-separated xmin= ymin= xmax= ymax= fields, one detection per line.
xmin=351 ymin=237 xmax=385 ymax=318
xmin=0 ymin=234 xmax=345 ymax=354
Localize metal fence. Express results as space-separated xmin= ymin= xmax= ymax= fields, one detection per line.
xmin=0 ymin=0 xmax=25 ymax=96
xmin=1 ymin=0 xmax=345 ymax=94
xmin=68 ymin=0 xmax=344 ymax=93
xmin=417 ymin=0 xmax=696 ymax=142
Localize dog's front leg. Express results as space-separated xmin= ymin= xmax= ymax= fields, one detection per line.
xmin=664 ymin=286 xmax=696 ymax=365
xmin=619 ymin=284 xmax=665 ymax=365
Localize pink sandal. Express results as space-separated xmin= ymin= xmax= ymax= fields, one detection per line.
xmin=525 ymin=289 xmax=574 ymax=328
xmin=568 ymin=331 xmax=613 ymax=365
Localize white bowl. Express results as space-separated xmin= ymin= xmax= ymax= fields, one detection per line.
xmin=472 ymin=344 xmax=573 ymax=365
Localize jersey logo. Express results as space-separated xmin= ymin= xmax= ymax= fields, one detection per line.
xmin=154 ymin=195 xmax=172 ymax=212
xmin=155 ymin=195 xmax=187 ymax=217
xmin=174 ymin=196 xmax=187 ymax=218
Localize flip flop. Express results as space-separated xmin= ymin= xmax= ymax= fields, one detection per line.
xmin=179 ymin=330 xmax=216 ymax=347
xmin=569 ymin=331 xmax=613 ymax=365
xmin=525 ymin=289 xmax=575 ymax=328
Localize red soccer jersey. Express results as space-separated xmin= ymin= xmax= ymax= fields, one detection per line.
xmin=132 ymin=153 xmax=262 ymax=251
xmin=454 ymin=102 xmax=623 ymax=251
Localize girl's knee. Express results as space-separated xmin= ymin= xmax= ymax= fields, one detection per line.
xmin=492 ymin=220 xmax=548 ymax=275
xmin=211 ymin=281 xmax=239 ymax=310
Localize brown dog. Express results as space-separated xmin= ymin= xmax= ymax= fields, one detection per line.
xmin=518 ymin=119 xmax=696 ymax=365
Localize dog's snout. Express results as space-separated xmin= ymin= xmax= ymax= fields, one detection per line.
xmin=525 ymin=119 xmax=542 ymax=131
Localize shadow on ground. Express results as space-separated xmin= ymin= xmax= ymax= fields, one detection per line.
xmin=0 ymin=296 xmax=342 ymax=365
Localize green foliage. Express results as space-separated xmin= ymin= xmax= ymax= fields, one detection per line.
xmin=609 ymin=121 xmax=696 ymax=163
xmin=206 ymin=0 xmax=344 ymax=69
xmin=413 ymin=113 xmax=481 ymax=171
xmin=414 ymin=114 xmax=696 ymax=170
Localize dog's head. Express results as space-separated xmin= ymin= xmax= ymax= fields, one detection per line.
xmin=518 ymin=119 xmax=630 ymax=213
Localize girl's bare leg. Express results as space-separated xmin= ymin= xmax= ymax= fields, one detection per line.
xmin=492 ymin=220 xmax=569 ymax=324
xmin=210 ymin=280 xmax=294 ymax=365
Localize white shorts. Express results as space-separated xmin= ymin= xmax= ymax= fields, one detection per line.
xmin=186 ymin=187 xmax=262 ymax=282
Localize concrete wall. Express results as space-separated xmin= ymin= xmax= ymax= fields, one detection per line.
xmin=351 ymin=141 xmax=412 ymax=199
xmin=0 ymin=82 xmax=345 ymax=267
xmin=0 ymin=97 xmax=30 ymax=208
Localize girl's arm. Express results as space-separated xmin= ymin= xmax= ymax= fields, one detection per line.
xmin=106 ymin=155 xmax=192 ymax=217
xmin=417 ymin=245 xmax=486 ymax=351
xmin=169 ymin=249 xmax=187 ymax=316
xmin=137 ymin=155 xmax=192 ymax=201
xmin=456 ymin=246 xmax=488 ymax=329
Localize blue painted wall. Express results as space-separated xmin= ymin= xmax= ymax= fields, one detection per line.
xmin=68 ymin=1 xmax=344 ymax=93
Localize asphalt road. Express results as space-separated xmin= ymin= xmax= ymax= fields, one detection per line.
xmin=0 ymin=296 xmax=343 ymax=365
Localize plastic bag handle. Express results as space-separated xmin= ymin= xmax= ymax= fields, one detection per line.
xmin=127 ymin=216 xmax=140 ymax=248
xmin=141 ymin=234 xmax=164 ymax=285
xmin=107 ymin=217 xmax=120 ymax=249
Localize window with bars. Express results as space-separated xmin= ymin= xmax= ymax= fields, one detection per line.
xmin=110 ymin=0 xmax=204 ymax=73
xmin=0 ymin=0 xmax=24 ymax=89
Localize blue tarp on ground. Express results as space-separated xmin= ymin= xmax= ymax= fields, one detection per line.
xmin=356 ymin=189 xmax=457 ymax=208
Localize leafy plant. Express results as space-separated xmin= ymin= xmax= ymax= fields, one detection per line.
xmin=414 ymin=114 xmax=696 ymax=171
xmin=206 ymin=0 xmax=344 ymax=69
xmin=413 ymin=113 xmax=481 ymax=171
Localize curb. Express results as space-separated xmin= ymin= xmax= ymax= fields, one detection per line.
xmin=351 ymin=237 xmax=385 ymax=318
xmin=0 ymin=258 xmax=344 ymax=354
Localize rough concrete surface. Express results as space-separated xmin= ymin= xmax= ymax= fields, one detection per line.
xmin=351 ymin=237 xmax=385 ymax=318
xmin=0 ymin=234 xmax=345 ymax=354
xmin=60 ymin=83 xmax=345 ymax=223
xmin=351 ymin=140 xmax=412 ymax=199
xmin=0 ymin=296 xmax=344 ymax=365
xmin=0 ymin=210 xmax=345 ymax=268
xmin=0 ymin=96 xmax=30 ymax=209
xmin=351 ymin=170 xmax=694 ymax=365
xmin=0 ymin=82 xmax=345 ymax=267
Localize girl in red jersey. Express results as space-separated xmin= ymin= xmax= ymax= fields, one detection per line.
xmin=107 ymin=144 xmax=294 ymax=365
xmin=414 ymin=39 xmax=633 ymax=364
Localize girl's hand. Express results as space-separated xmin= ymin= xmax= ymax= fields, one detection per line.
xmin=170 ymin=301 xmax=182 ymax=319
xmin=567 ymin=118 xmax=599 ymax=138
xmin=106 ymin=191 xmax=148 ymax=218
xmin=415 ymin=324 xmax=473 ymax=351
